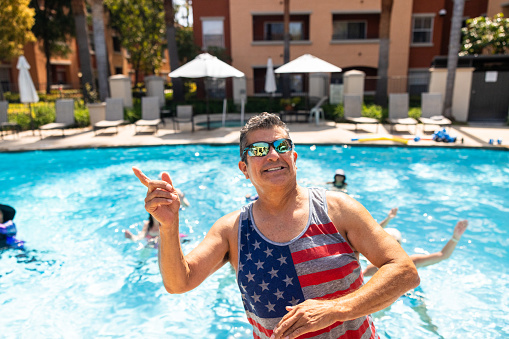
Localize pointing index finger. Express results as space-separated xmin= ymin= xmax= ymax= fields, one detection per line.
xmin=132 ymin=166 xmax=151 ymax=187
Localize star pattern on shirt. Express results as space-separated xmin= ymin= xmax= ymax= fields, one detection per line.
xmin=245 ymin=271 xmax=255 ymax=282
xmin=253 ymin=240 xmax=261 ymax=250
xmin=259 ymin=280 xmax=269 ymax=291
xmin=246 ymin=252 xmax=252 ymax=261
xmin=289 ymin=296 xmax=300 ymax=306
xmin=277 ymin=255 xmax=287 ymax=266
xmin=283 ymin=275 xmax=293 ymax=287
xmin=254 ymin=260 xmax=264 ymax=270
xmin=252 ymin=292 xmax=261 ymax=303
xmin=274 ymin=288 xmax=284 ymax=300
xmin=268 ymin=267 xmax=279 ymax=278
xmin=264 ymin=247 xmax=273 ymax=257
xmin=265 ymin=301 xmax=276 ymax=312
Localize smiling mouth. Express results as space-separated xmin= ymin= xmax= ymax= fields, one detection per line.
xmin=265 ymin=166 xmax=284 ymax=172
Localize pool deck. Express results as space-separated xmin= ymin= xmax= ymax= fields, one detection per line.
xmin=1 ymin=114 xmax=508 ymax=152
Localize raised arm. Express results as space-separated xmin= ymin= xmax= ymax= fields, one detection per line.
xmin=272 ymin=194 xmax=419 ymax=339
xmin=379 ymin=207 xmax=398 ymax=228
xmin=411 ymin=220 xmax=468 ymax=268
xmin=132 ymin=167 xmax=233 ymax=294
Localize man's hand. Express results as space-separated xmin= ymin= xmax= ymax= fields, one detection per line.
xmin=132 ymin=167 xmax=181 ymax=229
xmin=271 ymin=299 xmax=340 ymax=339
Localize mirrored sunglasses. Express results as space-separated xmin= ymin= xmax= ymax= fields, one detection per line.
xmin=242 ymin=138 xmax=293 ymax=159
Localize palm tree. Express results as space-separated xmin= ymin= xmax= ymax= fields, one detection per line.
xmin=71 ymin=0 xmax=95 ymax=101
xmin=91 ymin=0 xmax=109 ymax=101
xmin=282 ymin=0 xmax=291 ymax=98
xmin=443 ymin=0 xmax=465 ymax=119
xmin=164 ymin=0 xmax=184 ymax=102
xmin=374 ymin=0 xmax=393 ymax=107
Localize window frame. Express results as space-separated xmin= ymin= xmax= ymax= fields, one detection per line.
xmin=332 ymin=20 xmax=367 ymax=40
xmin=411 ymin=14 xmax=435 ymax=46
xmin=201 ymin=17 xmax=225 ymax=50
xmin=263 ymin=21 xmax=304 ymax=41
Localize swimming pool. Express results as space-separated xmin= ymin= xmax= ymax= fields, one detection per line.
xmin=1 ymin=145 xmax=508 ymax=338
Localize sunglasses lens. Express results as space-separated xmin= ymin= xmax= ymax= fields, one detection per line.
xmin=249 ymin=143 xmax=270 ymax=157
xmin=274 ymin=139 xmax=292 ymax=153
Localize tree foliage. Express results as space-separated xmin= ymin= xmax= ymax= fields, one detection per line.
xmin=0 ymin=0 xmax=36 ymax=60
xmin=30 ymin=0 xmax=75 ymax=93
xmin=106 ymin=0 xmax=166 ymax=84
xmin=461 ymin=13 xmax=509 ymax=55
xmin=175 ymin=26 xmax=200 ymax=64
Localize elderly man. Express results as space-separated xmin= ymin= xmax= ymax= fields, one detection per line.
xmin=133 ymin=112 xmax=419 ymax=339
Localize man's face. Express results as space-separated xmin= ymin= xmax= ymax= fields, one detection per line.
xmin=238 ymin=127 xmax=297 ymax=189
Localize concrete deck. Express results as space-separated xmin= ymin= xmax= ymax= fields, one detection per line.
xmin=1 ymin=114 xmax=508 ymax=152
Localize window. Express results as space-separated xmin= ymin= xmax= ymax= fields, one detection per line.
xmin=264 ymin=22 xmax=303 ymax=40
xmin=202 ymin=19 xmax=224 ymax=49
xmin=112 ymin=36 xmax=122 ymax=53
xmin=332 ymin=21 xmax=366 ymax=40
xmin=412 ymin=16 xmax=434 ymax=44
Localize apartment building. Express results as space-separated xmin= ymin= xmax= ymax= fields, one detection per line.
xmin=192 ymin=0 xmax=508 ymax=97
xmin=0 ymin=9 xmax=171 ymax=94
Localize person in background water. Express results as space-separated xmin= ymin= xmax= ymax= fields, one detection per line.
xmin=124 ymin=214 xmax=188 ymax=248
xmin=132 ymin=112 xmax=419 ymax=339
xmin=0 ymin=204 xmax=24 ymax=249
xmin=363 ymin=212 xmax=468 ymax=276
xmin=328 ymin=169 xmax=348 ymax=191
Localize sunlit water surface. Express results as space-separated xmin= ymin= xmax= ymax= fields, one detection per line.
xmin=0 ymin=145 xmax=508 ymax=338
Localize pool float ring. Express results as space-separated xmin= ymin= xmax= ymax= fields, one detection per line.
xmin=351 ymin=137 xmax=408 ymax=144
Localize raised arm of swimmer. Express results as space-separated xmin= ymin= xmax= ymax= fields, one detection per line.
xmin=132 ymin=166 xmax=231 ymax=294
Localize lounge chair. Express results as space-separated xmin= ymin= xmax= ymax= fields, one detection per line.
xmin=93 ymin=98 xmax=127 ymax=135
xmin=419 ymin=92 xmax=451 ymax=133
xmin=308 ymin=96 xmax=328 ymax=125
xmin=343 ymin=94 xmax=379 ymax=132
xmin=0 ymin=101 xmax=21 ymax=138
xmin=135 ymin=96 xmax=161 ymax=134
xmin=173 ymin=105 xmax=194 ymax=133
xmin=39 ymin=99 xmax=75 ymax=138
xmin=387 ymin=93 xmax=418 ymax=134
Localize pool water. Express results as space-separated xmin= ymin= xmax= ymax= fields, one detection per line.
xmin=0 ymin=145 xmax=508 ymax=338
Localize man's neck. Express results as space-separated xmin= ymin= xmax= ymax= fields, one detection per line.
xmin=254 ymin=183 xmax=305 ymax=215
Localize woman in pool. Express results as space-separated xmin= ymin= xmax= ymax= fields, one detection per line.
xmin=124 ymin=214 xmax=187 ymax=248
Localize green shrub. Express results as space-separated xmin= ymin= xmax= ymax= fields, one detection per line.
xmin=362 ymin=104 xmax=383 ymax=120
xmin=75 ymin=100 xmax=89 ymax=126
xmin=408 ymin=107 xmax=421 ymax=119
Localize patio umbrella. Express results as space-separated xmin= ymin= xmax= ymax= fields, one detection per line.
xmin=169 ymin=53 xmax=245 ymax=127
xmin=264 ymin=57 xmax=277 ymax=94
xmin=265 ymin=57 xmax=277 ymax=114
xmin=17 ymin=56 xmax=39 ymax=135
xmin=274 ymin=54 xmax=342 ymax=74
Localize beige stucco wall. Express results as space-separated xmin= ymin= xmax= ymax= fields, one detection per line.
xmin=230 ymin=0 xmax=413 ymax=96
xmin=429 ymin=67 xmax=475 ymax=122
xmin=487 ymin=0 xmax=509 ymax=16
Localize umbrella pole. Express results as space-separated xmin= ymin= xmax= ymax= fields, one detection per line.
xmin=29 ymin=103 xmax=35 ymax=136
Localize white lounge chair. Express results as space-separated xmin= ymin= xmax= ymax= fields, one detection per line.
xmin=387 ymin=93 xmax=418 ymax=134
xmin=419 ymin=92 xmax=451 ymax=133
xmin=135 ymin=96 xmax=161 ymax=134
xmin=93 ymin=98 xmax=127 ymax=135
xmin=308 ymin=96 xmax=328 ymax=125
xmin=0 ymin=101 xmax=21 ymax=138
xmin=344 ymin=94 xmax=379 ymax=133
xmin=39 ymin=99 xmax=75 ymax=138
xmin=173 ymin=105 xmax=194 ymax=133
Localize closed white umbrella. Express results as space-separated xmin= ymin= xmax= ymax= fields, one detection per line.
xmin=264 ymin=57 xmax=277 ymax=94
xmin=17 ymin=56 xmax=39 ymax=134
xmin=274 ymin=54 xmax=342 ymax=73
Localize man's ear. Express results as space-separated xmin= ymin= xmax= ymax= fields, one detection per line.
xmin=239 ymin=160 xmax=249 ymax=179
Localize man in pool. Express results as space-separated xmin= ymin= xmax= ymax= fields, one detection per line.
xmin=132 ymin=112 xmax=420 ymax=339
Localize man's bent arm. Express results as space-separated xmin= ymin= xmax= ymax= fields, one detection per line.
xmin=159 ymin=213 xmax=235 ymax=294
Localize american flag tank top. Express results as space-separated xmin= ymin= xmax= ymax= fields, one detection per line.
xmin=237 ymin=187 xmax=378 ymax=339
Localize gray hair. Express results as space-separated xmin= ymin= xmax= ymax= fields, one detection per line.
xmin=239 ymin=112 xmax=290 ymax=162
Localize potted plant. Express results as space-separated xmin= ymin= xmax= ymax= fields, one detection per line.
xmin=85 ymin=84 xmax=106 ymax=126
xmin=280 ymin=97 xmax=301 ymax=111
